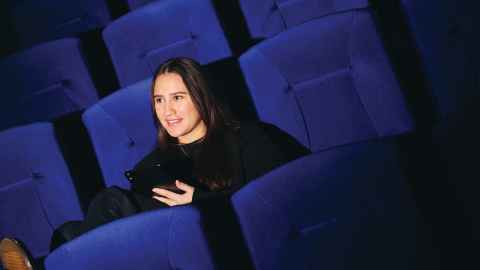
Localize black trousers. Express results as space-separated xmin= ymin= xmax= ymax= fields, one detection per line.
xmin=50 ymin=186 xmax=167 ymax=250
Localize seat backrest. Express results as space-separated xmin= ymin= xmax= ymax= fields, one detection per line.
xmin=232 ymin=139 xmax=418 ymax=269
xmin=82 ymin=78 xmax=157 ymax=189
xmin=0 ymin=38 xmax=99 ymax=132
xmin=0 ymin=123 xmax=83 ymax=258
xmin=239 ymin=0 xmax=369 ymax=39
xmin=239 ymin=10 xmax=413 ymax=152
xmin=5 ymin=0 xmax=111 ymax=47
xmin=103 ymin=0 xmax=232 ymax=87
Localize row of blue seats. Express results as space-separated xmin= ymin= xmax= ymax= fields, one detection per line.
xmin=0 ymin=0 xmax=372 ymax=132
xmin=1 ymin=1 xmax=422 ymax=268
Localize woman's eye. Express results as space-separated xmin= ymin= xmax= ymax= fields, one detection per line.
xmin=174 ymin=95 xmax=184 ymax=101
xmin=155 ymin=98 xmax=163 ymax=104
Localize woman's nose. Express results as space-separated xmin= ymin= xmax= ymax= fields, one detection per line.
xmin=164 ymin=101 xmax=175 ymax=115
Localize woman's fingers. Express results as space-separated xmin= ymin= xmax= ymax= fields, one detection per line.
xmin=175 ymin=180 xmax=194 ymax=192
xmin=153 ymin=195 xmax=176 ymax=206
xmin=152 ymin=181 xmax=195 ymax=206
xmin=152 ymin=188 xmax=181 ymax=201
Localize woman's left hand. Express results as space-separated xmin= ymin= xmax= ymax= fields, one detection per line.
xmin=152 ymin=180 xmax=194 ymax=206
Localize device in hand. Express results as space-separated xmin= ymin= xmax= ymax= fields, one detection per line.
xmin=125 ymin=159 xmax=193 ymax=196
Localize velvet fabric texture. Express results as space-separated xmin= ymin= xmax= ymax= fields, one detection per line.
xmin=4 ymin=0 xmax=110 ymax=47
xmin=0 ymin=38 xmax=99 ymax=131
xmin=0 ymin=123 xmax=83 ymax=258
xmin=240 ymin=10 xmax=413 ymax=152
xmin=82 ymin=78 xmax=157 ymax=189
xmin=239 ymin=0 xmax=369 ymax=39
xmin=232 ymin=139 xmax=419 ymax=270
xmin=102 ymin=0 xmax=232 ymax=87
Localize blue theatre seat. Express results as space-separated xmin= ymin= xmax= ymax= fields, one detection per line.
xmin=103 ymin=0 xmax=232 ymax=87
xmin=4 ymin=0 xmax=111 ymax=48
xmin=82 ymin=78 xmax=157 ymax=189
xmin=0 ymin=123 xmax=83 ymax=259
xmin=0 ymin=38 xmax=99 ymax=132
xmin=239 ymin=9 xmax=413 ymax=152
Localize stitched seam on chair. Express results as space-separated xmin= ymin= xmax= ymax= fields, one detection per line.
xmin=139 ymin=37 xmax=194 ymax=59
xmin=292 ymin=68 xmax=350 ymax=89
xmin=268 ymin=1 xmax=288 ymax=33
xmin=299 ymin=218 xmax=337 ymax=236
xmin=254 ymin=49 xmax=310 ymax=148
xmin=20 ymin=81 xmax=67 ymax=100
xmin=32 ymin=177 xmax=55 ymax=230
xmin=292 ymin=92 xmax=312 ymax=149
xmin=55 ymin=15 xmax=87 ymax=30
xmin=0 ymin=177 xmax=33 ymax=191
xmin=348 ymin=11 xmax=380 ymax=136
xmin=96 ymin=106 xmax=139 ymax=170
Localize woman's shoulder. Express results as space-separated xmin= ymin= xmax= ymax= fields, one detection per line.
xmin=236 ymin=120 xmax=310 ymax=155
xmin=235 ymin=121 xmax=288 ymax=140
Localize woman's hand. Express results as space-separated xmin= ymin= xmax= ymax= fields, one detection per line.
xmin=152 ymin=180 xmax=194 ymax=206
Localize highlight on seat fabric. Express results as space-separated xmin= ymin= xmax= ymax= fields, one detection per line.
xmin=0 ymin=38 xmax=99 ymax=132
xmin=239 ymin=9 xmax=413 ymax=152
xmin=232 ymin=139 xmax=419 ymax=270
xmin=102 ymin=0 xmax=232 ymax=87
xmin=239 ymin=0 xmax=369 ymax=39
xmin=4 ymin=0 xmax=111 ymax=48
xmin=82 ymin=78 xmax=157 ymax=189
xmin=44 ymin=206 xmax=218 ymax=270
xmin=0 ymin=123 xmax=84 ymax=258
xmin=125 ymin=0 xmax=156 ymax=10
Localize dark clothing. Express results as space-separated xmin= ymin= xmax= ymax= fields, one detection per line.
xmin=51 ymin=121 xmax=309 ymax=248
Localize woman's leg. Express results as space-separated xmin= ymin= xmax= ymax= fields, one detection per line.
xmin=49 ymin=186 xmax=140 ymax=250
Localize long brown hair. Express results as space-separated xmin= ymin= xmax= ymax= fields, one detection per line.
xmin=150 ymin=57 xmax=236 ymax=190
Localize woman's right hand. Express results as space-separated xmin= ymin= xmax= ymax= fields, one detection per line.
xmin=152 ymin=180 xmax=194 ymax=206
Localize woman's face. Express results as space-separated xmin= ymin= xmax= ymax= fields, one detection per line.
xmin=153 ymin=72 xmax=207 ymax=144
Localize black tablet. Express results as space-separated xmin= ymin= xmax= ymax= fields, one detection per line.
xmin=125 ymin=159 xmax=194 ymax=196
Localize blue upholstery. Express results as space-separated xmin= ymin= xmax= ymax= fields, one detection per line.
xmin=45 ymin=206 xmax=216 ymax=270
xmin=0 ymin=123 xmax=83 ymax=258
xmin=4 ymin=0 xmax=110 ymax=47
xmin=103 ymin=0 xmax=232 ymax=87
xmin=0 ymin=38 xmax=99 ymax=132
xmin=125 ymin=0 xmax=156 ymax=10
xmin=82 ymin=78 xmax=157 ymax=188
xmin=239 ymin=0 xmax=369 ymax=39
xmin=232 ymin=139 xmax=418 ymax=269
xmin=240 ymin=10 xmax=413 ymax=152
xmin=44 ymin=139 xmax=418 ymax=270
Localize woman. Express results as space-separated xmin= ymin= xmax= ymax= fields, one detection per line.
xmin=0 ymin=57 xmax=309 ymax=270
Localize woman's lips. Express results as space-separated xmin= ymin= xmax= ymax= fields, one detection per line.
xmin=166 ymin=118 xmax=182 ymax=127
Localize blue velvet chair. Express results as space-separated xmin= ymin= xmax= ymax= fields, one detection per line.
xmin=232 ymin=140 xmax=419 ymax=269
xmin=0 ymin=123 xmax=84 ymax=259
xmin=44 ymin=206 xmax=217 ymax=270
xmin=4 ymin=0 xmax=111 ymax=48
xmin=239 ymin=0 xmax=369 ymax=39
xmin=102 ymin=0 xmax=232 ymax=87
xmin=239 ymin=9 xmax=413 ymax=152
xmin=0 ymin=38 xmax=99 ymax=132
xmin=82 ymin=78 xmax=156 ymax=189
